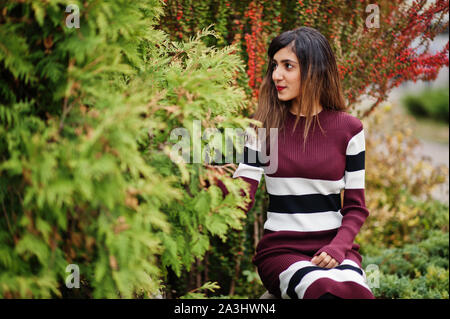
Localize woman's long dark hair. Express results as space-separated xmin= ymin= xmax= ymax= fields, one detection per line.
xmin=253 ymin=26 xmax=347 ymax=151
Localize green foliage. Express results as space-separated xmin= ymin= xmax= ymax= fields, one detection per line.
xmin=363 ymin=230 xmax=449 ymax=299
xmin=0 ymin=0 xmax=256 ymax=298
xmin=360 ymin=105 xmax=448 ymax=248
xmin=363 ymin=231 xmax=448 ymax=277
xmin=164 ymin=178 xmax=268 ymax=298
xmin=180 ymin=281 xmax=220 ymax=299
xmin=359 ymin=106 xmax=449 ymax=299
xmin=402 ymin=87 xmax=449 ymax=123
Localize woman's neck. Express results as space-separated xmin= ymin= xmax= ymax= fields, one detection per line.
xmin=290 ymin=104 xmax=323 ymax=116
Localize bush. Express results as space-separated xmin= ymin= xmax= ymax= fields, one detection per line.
xmin=362 ymin=231 xmax=449 ymax=299
xmin=0 ymin=0 xmax=253 ymax=298
xmin=402 ymin=87 xmax=449 ymax=123
xmin=358 ymin=105 xmax=449 ymax=299
xmin=359 ymin=105 xmax=449 ymax=249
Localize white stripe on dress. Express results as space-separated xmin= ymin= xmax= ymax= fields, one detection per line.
xmin=264 ymin=211 xmax=343 ymax=232
xmin=279 ymin=259 xmax=371 ymax=299
xmin=346 ymin=129 xmax=365 ymax=155
xmin=344 ymin=169 xmax=365 ymax=189
xmin=265 ymin=175 xmax=345 ymax=196
xmin=244 ymin=127 xmax=261 ymax=152
xmin=233 ymin=163 xmax=264 ymax=182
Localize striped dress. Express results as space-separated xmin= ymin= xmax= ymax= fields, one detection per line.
xmin=218 ymin=109 xmax=374 ymax=299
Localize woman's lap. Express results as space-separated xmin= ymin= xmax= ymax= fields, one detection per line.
xmin=254 ymin=251 xmax=374 ymax=299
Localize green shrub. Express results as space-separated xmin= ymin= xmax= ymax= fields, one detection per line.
xmin=363 ymin=231 xmax=448 ymax=276
xmin=402 ymin=87 xmax=449 ymax=123
xmin=0 ymin=0 xmax=253 ymax=298
xmin=362 ymin=231 xmax=449 ymax=299
xmin=375 ymin=268 xmax=449 ymax=299
xmin=360 ymin=106 xmax=449 ymax=249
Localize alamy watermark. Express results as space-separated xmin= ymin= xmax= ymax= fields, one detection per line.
xmin=365 ymin=264 xmax=380 ymax=289
xmin=65 ymin=264 xmax=80 ymax=288
xmin=366 ymin=4 xmax=380 ymax=29
xmin=65 ymin=4 xmax=80 ymax=29
xmin=168 ymin=121 xmax=279 ymax=174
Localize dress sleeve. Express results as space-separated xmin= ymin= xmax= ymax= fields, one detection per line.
xmin=313 ymin=124 xmax=370 ymax=264
xmin=216 ymin=128 xmax=265 ymax=214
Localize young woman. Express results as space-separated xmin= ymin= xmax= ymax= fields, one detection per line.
xmin=218 ymin=26 xmax=375 ymax=299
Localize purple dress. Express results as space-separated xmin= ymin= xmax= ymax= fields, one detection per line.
xmin=218 ymin=109 xmax=375 ymax=299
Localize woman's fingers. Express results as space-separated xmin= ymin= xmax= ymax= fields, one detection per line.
xmin=325 ymin=259 xmax=338 ymax=269
xmin=318 ymin=255 xmax=331 ymax=268
xmin=312 ymin=252 xmax=340 ymax=268
xmin=311 ymin=252 xmax=327 ymax=265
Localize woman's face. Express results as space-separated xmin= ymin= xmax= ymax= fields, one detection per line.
xmin=271 ymin=47 xmax=301 ymax=102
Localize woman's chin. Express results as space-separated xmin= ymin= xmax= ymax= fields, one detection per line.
xmin=277 ymin=95 xmax=291 ymax=101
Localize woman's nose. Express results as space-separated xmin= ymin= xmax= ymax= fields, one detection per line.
xmin=273 ymin=69 xmax=283 ymax=81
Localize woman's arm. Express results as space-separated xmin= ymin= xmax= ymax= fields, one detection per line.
xmin=313 ymin=123 xmax=369 ymax=265
xmin=216 ymin=128 xmax=265 ymax=214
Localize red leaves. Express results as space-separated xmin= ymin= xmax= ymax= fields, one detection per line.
xmin=161 ymin=0 xmax=448 ymax=111
xmin=244 ymin=1 xmax=266 ymax=100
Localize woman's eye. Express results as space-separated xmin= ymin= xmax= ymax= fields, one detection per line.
xmin=272 ymin=63 xmax=293 ymax=70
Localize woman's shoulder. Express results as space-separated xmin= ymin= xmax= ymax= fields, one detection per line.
xmin=326 ymin=109 xmax=363 ymax=135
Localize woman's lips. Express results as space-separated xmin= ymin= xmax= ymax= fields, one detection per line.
xmin=276 ymin=86 xmax=286 ymax=92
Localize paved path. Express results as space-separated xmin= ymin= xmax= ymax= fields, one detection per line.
xmin=415 ymin=138 xmax=449 ymax=167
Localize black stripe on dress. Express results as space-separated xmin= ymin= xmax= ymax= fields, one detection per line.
xmin=345 ymin=151 xmax=365 ymax=172
xmin=268 ymin=193 xmax=341 ymax=214
xmin=286 ymin=265 xmax=363 ymax=299
xmin=238 ymin=146 xmax=264 ymax=167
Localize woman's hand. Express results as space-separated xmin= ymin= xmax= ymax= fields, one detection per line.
xmin=311 ymin=252 xmax=339 ymax=269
